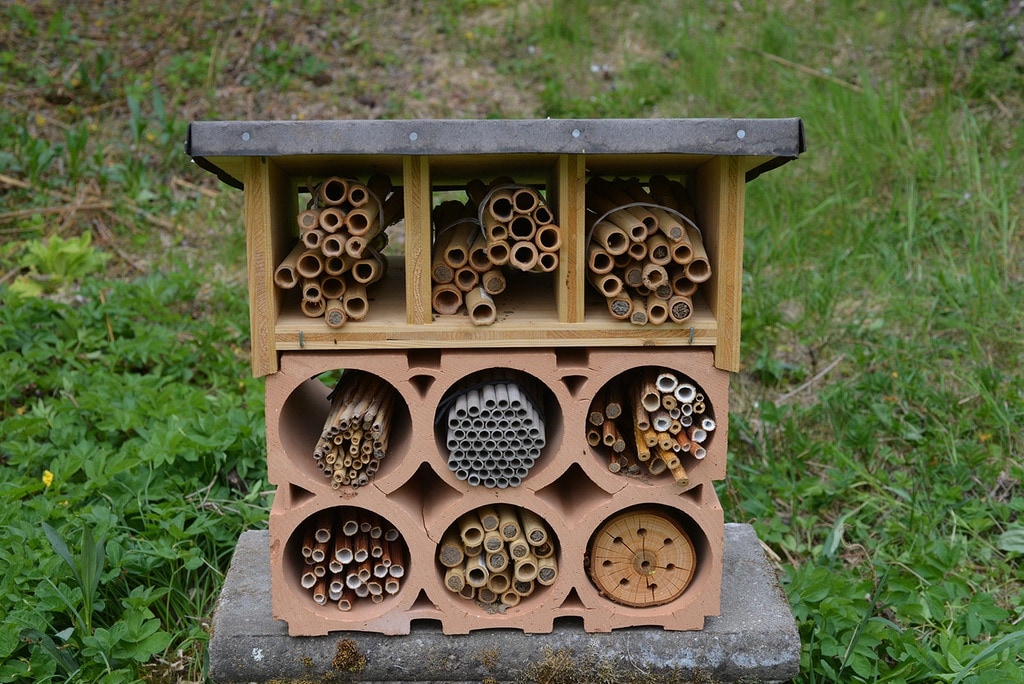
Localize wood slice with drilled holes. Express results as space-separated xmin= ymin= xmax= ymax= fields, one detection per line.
xmin=588 ymin=508 xmax=696 ymax=607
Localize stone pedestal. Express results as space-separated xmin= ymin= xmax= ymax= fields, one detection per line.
xmin=208 ymin=524 xmax=800 ymax=683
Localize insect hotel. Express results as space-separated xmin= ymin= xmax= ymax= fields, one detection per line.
xmin=187 ymin=118 xmax=804 ymax=637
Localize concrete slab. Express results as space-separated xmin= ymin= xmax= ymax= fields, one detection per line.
xmin=208 ymin=523 xmax=799 ymax=683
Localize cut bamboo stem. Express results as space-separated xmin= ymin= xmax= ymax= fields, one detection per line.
xmin=466 ymin=287 xmax=497 ymax=326
xmin=274 ymin=242 xmax=306 ymax=289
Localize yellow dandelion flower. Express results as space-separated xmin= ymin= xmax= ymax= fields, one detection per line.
xmin=42 ymin=470 xmax=54 ymax=488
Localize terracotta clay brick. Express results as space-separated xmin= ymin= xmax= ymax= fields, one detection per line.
xmin=266 ymin=347 xmax=728 ymax=635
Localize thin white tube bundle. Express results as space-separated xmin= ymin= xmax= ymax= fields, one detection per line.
xmin=441 ymin=378 xmax=545 ymax=489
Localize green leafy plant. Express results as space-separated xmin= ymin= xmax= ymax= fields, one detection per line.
xmin=9 ymin=231 xmax=111 ymax=298
xmin=41 ymin=522 xmax=104 ymax=638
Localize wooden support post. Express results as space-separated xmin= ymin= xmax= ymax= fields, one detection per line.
xmin=404 ymin=155 xmax=432 ymax=325
xmin=552 ymin=154 xmax=586 ymax=323
xmin=692 ymin=155 xmax=744 ymax=372
xmin=243 ymin=156 xmax=293 ymax=376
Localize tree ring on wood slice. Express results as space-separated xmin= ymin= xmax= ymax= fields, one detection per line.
xmin=588 ymin=508 xmax=696 ymax=607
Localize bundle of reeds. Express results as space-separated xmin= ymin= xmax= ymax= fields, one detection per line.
xmin=274 ymin=175 xmax=404 ymax=327
xmin=585 ymin=175 xmax=709 ymax=325
xmin=587 ymin=369 xmax=715 ymax=486
xmin=298 ymin=509 xmax=405 ymax=610
xmin=439 ymin=505 xmax=557 ymax=609
xmin=430 ymin=177 xmax=561 ymax=325
xmin=439 ymin=374 xmax=546 ymax=489
xmin=313 ymin=370 xmax=399 ymax=489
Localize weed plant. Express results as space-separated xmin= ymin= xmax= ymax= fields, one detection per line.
xmin=1 ymin=1 xmax=1021 ymax=681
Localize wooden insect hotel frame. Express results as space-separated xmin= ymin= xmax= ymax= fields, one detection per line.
xmin=187 ymin=118 xmax=805 ymax=636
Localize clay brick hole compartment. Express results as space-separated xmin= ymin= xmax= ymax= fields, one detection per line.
xmin=271 ymin=367 xmax=413 ymax=492
xmin=433 ymin=367 xmax=562 ymax=489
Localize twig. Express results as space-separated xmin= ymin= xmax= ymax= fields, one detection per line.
xmin=776 ymin=354 xmax=846 ymax=404
xmin=0 ymin=202 xmax=113 ymax=224
xmin=756 ymin=50 xmax=865 ymax=93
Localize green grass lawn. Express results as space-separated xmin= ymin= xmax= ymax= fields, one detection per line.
xmin=1 ymin=1 xmax=1021 ymax=681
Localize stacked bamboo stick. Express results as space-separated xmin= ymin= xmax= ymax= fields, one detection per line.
xmin=297 ymin=509 xmax=406 ymax=611
xmin=274 ymin=175 xmax=404 ymax=327
xmin=313 ymin=370 xmax=399 ymax=489
xmin=587 ymin=369 xmax=715 ymax=486
xmin=439 ymin=506 xmax=557 ymax=609
xmin=440 ymin=375 xmax=546 ymax=488
xmin=431 ymin=178 xmax=561 ymax=325
xmin=585 ymin=175 xmax=709 ymax=325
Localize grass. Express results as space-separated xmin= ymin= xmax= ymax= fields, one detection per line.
xmin=1 ymin=0 xmax=1022 ymax=681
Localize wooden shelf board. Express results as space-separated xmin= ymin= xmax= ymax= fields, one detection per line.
xmin=274 ymin=268 xmax=715 ymax=350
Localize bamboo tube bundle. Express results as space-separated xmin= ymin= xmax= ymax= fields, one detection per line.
xmin=440 ymin=376 xmax=546 ymax=489
xmin=587 ymin=369 xmax=715 ymax=486
xmin=439 ymin=506 xmax=557 ymax=609
xmin=473 ymin=179 xmax=561 ymax=274
xmin=313 ymin=370 xmax=400 ymax=489
xmin=294 ymin=508 xmax=406 ymax=611
xmin=274 ymin=174 xmax=403 ymax=327
xmin=430 ymin=179 xmax=560 ymax=321
xmin=429 ymin=198 xmax=505 ymax=323
xmin=584 ymin=176 xmax=710 ymax=325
